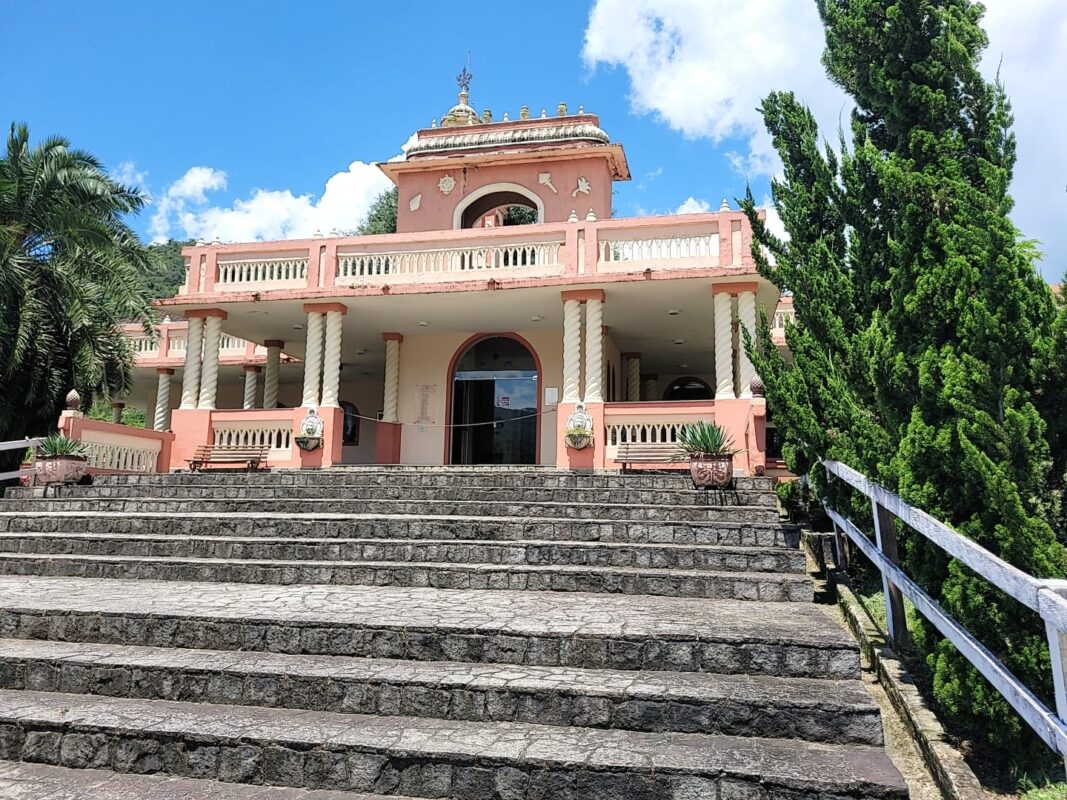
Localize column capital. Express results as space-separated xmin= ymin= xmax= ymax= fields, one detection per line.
xmin=561 ymin=288 xmax=605 ymax=303
xmin=303 ymin=302 xmax=347 ymax=314
xmin=155 ymin=368 xmax=175 ymax=376
xmin=711 ymin=281 xmax=759 ymax=297
xmin=243 ymin=365 xmax=262 ymax=373
xmin=383 ymin=332 xmax=404 ymax=343
xmin=185 ymin=308 xmax=228 ymax=320
xmin=263 ymin=339 xmax=285 ymax=348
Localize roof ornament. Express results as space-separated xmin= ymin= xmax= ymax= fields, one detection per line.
xmin=456 ymin=59 xmax=473 ymax=95
xmin=719 ymin=198 xmax=730 ymax=211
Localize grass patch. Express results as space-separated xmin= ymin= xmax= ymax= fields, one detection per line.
xmin=1020 ymin=782 xmax=1067 ymax=799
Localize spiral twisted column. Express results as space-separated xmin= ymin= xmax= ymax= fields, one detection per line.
xmin=154 ymin=369 xmax=173 ymax=431
xmin=714 ymin=290 xmax=736 ymax=399
xmin=320 ymin=310 xmax=345 ymax=407
xmin=584 ymin=297 xmax=604 ymax=403
xmin=301 ymin=312 xmax=325 ymax=408
xmin=197 ymin=315 xmax=223 ymax=410
xmin=179 ymin=317 xmax=204 ymax=409
xmin=382 ymin=334 xmax=402 ymax=423
xmin=562 ymin=299 xmax=581 ymax=403
xmin=642 ymin=375 xmax=658 ymax=403
xmin=624 ymin=354 xmax=641 ymax=401
xmin=262 ymin=340 xmax=282 ymax=409
xmin=243 ymin=366 xmax=260 ymax=409
xmin=737 ymin=290 xmax=757 ymax=399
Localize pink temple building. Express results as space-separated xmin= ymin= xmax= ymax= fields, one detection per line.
xmin=109 ymin=85 xmax=791 ymax=476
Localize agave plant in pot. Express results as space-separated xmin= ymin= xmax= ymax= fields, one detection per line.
xmin=674 ymin=422 xmax=738 ymax=489
xmin=35 ymin=433 xmax=90 ymax=485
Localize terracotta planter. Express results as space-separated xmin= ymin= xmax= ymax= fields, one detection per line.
xmin=36 ymin=455 xmax=88 ymax=485
xmin=689 ymin=454 xmax=733 ymax=488
xmin=565 ymin=432 xmax=593 ymax=450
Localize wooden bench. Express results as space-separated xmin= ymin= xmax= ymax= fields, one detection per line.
xmin=186 ymin=444 xmax=270 ymax=472
xmin=615 ymin=442 xmax=680 ymax=471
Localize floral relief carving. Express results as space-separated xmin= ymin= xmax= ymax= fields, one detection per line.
xmin=438 ymin=175 xmax=456 ymax=195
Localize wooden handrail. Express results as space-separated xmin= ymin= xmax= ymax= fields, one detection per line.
xmin=822 ymin=460 xmax=1067 ymax=768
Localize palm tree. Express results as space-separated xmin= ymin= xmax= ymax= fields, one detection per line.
xmin=0 ymin=122 xmax=153 ymax=470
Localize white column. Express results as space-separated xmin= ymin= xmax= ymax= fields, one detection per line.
xmin=714 ymin=291 xmax=736 ymax=399
xmin=642 ymin=375 xmax=658 ymax=402
xmin=625 ymin=354 xmax=641 ymax=401
xmin=263 ymin=341 xmax=282 ymax=409
xmin=562 ymin=299 xmax=582 ymax=403
xmin=584 ymin=296 xmax=604 ymax=403
xmin=197 ymin=315 xmax=223 ymax=410
xmin=243 ymin=367 xmax=260 ymax=410
xmin=179 ymin=316 xmax=204 ymax=409
xmin=154 ymin=369 xmax=173 ymax=431
xmin=301 ymin=311 xmax=325 ymax=408
xmin=738 ymin=290 xmax=757 ymax=399
xmin=382 ymin=335 xmax=402 ymax=423
xmin=320 ymin=310 xmax=344 ymax=407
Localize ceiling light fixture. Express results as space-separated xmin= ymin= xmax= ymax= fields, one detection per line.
xmin=667 ymin=308 xmax=682 ymax=316
xmin=355 ymin=348 xmax=368 ymax=356
xmin=530 ymin=315 xmax=544 ymax=322
xmin=673 ymin=338 xmax=686 ymax=345
xmin=418 ymin=321 xmax=431 ymax=327
xmin=291 ymin=324 xmax=304 ymax=330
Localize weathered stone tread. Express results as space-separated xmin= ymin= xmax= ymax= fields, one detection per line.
xmin=0 ymin=690 xmax=909 ymax=797
xmin=0 ymin=639 xmax=881 ymax=743
xmin=0 ymin=759 xmax=408 ymax=798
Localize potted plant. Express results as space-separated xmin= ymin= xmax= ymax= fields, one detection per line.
xmin=565 ymin=427 xmax=593 ymax=450
xmin=295 ymin=409 xmax=324 ymax=452
xmin=674 ymin=422 xmax=738 ymax=488
xmin=35 ymin=433 xmax=90 ymax=485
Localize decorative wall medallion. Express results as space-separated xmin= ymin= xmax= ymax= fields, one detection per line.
xmin=409 ymin=193 xmax=422 ymax=212
xmin=571 ymin=176 xmax=591 ymax=197
xmin=438 ymin=175 xmax=456 ymax=195
xmin=538 ymin=172 xmax=557 ymax=193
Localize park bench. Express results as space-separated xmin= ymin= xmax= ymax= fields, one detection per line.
xmin=615 ymin=442 xmax=680 ymax=471
xmin=186 ymin=444 xmax=270 ymax=472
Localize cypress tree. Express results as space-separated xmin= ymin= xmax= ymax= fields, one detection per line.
xmin=743 ymin=0 xmax=1066 ymax=757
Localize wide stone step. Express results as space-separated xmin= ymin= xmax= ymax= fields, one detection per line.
xmin=0 ymin=512 xmax=799 ymax=547
xmin=0 ymin=639 xmax=883 ymax=744
xmin=7 ymin=483 xmax=778 ymax=508
xmin=0 ymin=577 xmax=858 ymax=678
xmin=0 ymin=759 xmax=407 ymax=799
xmin=0 ymin=497 xmax=782 ymax=523
xmin=0 ymin=553 xmax=814 ymax=601
xmin=0 ymin=690 xmax=908 ymax=798
xmin=90 ymin=469 xmax=777 ymax=492
xmin=0 ymin=533 xmax=806 ymax=573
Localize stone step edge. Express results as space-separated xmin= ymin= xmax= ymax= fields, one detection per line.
xmin=0 ymin=690 xmax=908 ymax=797
xmin=0 ymin=510 xmax=787 ymax=527
xmin=0 ymin=532 xmax=801 ymax=556
xmin=0 ymin=552 xmax=812 ymax=583
xmin=0 ymin=759 xmax=409 ymax=799
xmin=0 ymin=639 xmax=883 ymax=745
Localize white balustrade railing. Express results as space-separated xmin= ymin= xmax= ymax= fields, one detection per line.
xmin=86 ymin=442 xmax=159 ymax=473
xmin=337 ymin=240 xmax=563 ymax=281
xmin=217 ymin=257 xmax=308 ymax=286
xmin=598 ymin=233 xmax=719 ymax=267
xmin=220 ymin=334 xmax=246 ymax=351
xmin=128 ymin=336 xmax=157 ymax=354
xmin=213 ymin=424 xmax=292 ymax=451
xmin=605 ymin=420 xmax=701 ymax=450
xmin=169 ymin=336 xmax=187 ymax=352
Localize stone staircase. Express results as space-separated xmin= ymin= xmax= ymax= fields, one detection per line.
xmin=0 ymin=468 xmax=908 ymax=798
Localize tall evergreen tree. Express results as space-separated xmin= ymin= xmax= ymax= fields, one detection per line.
xmin=743 ymin=0 xmax=1065 ymax=757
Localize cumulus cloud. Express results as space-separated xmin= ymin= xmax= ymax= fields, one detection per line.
xmin=584 ymin=0 xmax=1066 ymax=275
xmin=149 ymin=162 xmax=392 ymax=244
xmin=676 ymin=196 xmax=711 ymax=214
xmin=112 ymin=160 xmax=149 ymax=194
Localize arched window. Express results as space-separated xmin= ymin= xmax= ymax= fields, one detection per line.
xmin=663 ymin=377 xmax=713 ymax=401
xmin=340 ymin=401 xmax=360 ymax=446
xmin=452 ymin=182 xmax=544 ymax=229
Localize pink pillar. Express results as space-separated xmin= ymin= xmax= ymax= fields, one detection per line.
xmin=168 ymin=409 xmax=213 ymax=471
xmin=200 ymin=251 xmax=219 ymax=293
xmin=375 ymin=422 xmax=403 ymax=464
xmin=718 ymin=215 xmax=733 ymax=266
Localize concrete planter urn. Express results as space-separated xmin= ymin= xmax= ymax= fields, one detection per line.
xmin=294 ymin=436 xmax=322 ymax=452
xmin=675 ymin=422 xmax=739 ymax=489
xmin=35 ymin=433 xmax=90 ymax=485
xmin=688 ymin=454 xmax=734 ymax=489
xmin=565 ymin=430 xmax=593 ymax=450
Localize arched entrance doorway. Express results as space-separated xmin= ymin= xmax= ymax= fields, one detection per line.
xmin=449 ymin=335 xmax=540 ymax=465
xmin=663 ymin=377 xmax=713 ymax=401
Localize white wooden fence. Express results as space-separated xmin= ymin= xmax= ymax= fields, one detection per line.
xmin=0 ymin=438 xmax=42 ymax=482
xmin=822 ymin=460 xmax=1067 ymax=767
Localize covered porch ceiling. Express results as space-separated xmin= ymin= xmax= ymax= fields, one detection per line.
xmin=165 ymin=278 xmax=780 ymax=376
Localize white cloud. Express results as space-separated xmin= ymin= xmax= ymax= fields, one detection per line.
xmin=112 ymin=160 xmax=149 ymax=193
xmin=584 ymin=0 xmax=1066 ymax=277
xmin=676 ymin=196 xmax=711 ymax=214
xmin=149 ymin=162 xmax=392 ymax=244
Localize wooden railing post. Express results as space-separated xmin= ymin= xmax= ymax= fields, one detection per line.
xmin=873 ymin=499 xmax=909 ymax=649
xmin=1042 ymin=581 xmax=1067 ymax=776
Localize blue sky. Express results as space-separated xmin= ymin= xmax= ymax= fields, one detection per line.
xmin=3 ymin=0 xmax=1063 ymax=279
